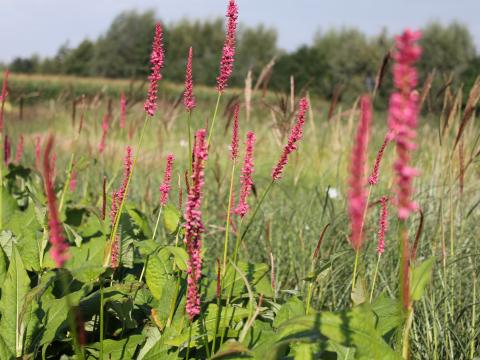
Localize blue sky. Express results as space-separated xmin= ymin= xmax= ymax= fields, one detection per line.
xmin=1 ymin=0 xmax=478 ymax=62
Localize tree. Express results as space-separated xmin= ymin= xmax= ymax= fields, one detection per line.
xmin=91 ymin=10 xmax=156 ymax=78
xmin=63 ymin=40 xmax=95 ymax=76
xmin=419 ymin=22 xmax=476 ymax=76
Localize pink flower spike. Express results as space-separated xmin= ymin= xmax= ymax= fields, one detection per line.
xmin=347 ymin=95 xmax=372 ymax=250
xmin=368 ymin=132 xmax=392 ymax=185
xmin=159 ymin=154 xmax=175 ymax=206
xmin=43 ymin=136 xmax=69 ymax=268
xmin=184 ymin=129 xmax=208 ymax=320
xmin=183 ymin=47 xmax=196 ymax=111
xmin=234 ymin=131 xmax=256 ymax=218
xmin=0 ymin=69 xmax=9 ymax=133
xmin=377 ymin=196 xmax=389 ymax=255
xmin=271 ymin=97 xmax=309 ymax=181
xmin=230 ymin=104 xmax=240 ymax=161
xmin=144 ymin=23 xmax=165 ymax=117
xmin=216 ymin=0 xmax=238 ymax=92
xmin=388 ymin=29 xmax=422 ymax=220
xmin=120 ymin=92 xmax=127 ymax=129
xmin=14 ymin=135 xmax=24 ymax=165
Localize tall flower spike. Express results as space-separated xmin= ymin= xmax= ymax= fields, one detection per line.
xmin=271 ymin=97 xmax=308 ymax=181
xmin=235 ymin=131 xmax=256 ymax=217
xmin=120 ymin=92 xmax=127 ymax=129
xmin=216 ymin=0 xmax=238 ymax=92
xmin=159 ymin=154 xmax=175 ymax=206
xmin=183 ymin=47 xmax=196 ymax=111
xmin=368 ymin=131 xmax=393 ymax=185
xmin=230 ymin=104 xmax=240 ymax=161
xmin=144 ymin=23 xmax=165 ymax=117
xmin=43 ymin=136 xmax=69 ymax=267
xmin=347 ymin=95 xmax=372 ymax=250
xmin=0 ymin=69 xmax=9 ymax=133
xmin=184 ymin=129 xmax=208 ymax=320
xmin=14 ymin=135 xmax=24 ymax=165
xmin=377 ymin=196 xmax=389 ymax=255
xmin=388 ymin=29 xmax=422 ymax=220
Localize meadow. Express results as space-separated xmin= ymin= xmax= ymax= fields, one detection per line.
xmin=0 ymin=3 xmax=479 ymax=359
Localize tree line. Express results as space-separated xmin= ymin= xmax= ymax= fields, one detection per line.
xmin=4 ymin=10 xmax=479 ymax=101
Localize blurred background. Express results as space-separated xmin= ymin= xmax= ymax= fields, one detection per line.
xmin=1 ymin=0 xmax=479 ymax=103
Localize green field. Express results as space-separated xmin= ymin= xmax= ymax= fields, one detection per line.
xmin=0 ymin=68 xmax=479 ymax=360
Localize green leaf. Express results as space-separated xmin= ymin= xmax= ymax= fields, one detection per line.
xmin=63 ymin=236 xmax=105 ymax=283
xmin=371 ymin=294 xmax=403 ymax=336
xmin=207 ymin=262 xmax=273 ymax=300
xmin=276 ymin=304 xmax=401 ymax=360
xmin=0 ymin=230 xmax=15 ymax=258
xmin=0 ymin=246 xmax=8 ymax=286
xmin=126 ymin=205 xmax=152 ymax=239
xmin=272 ymin=296 xmax=305 ymax=328
xmin=0 ymin=246 xmax=31 ymax=357
xmin=164 ymin=246 xmax=188 ymax=272
xmin=163 ymin=204 xmax=181 ymax=234
xmin=212 ymin=340 xmax=253 ymax=359
xmin=0 ymin=333 xmax=14 ymax=360
xmin=39 ymin=285 xmax=91 ymax=346
xmin=410 ymin=257 xmax=435 ymax=301
xmin=164 ymin=303 xmax=251 ymax=347
xmin=86 ymin=334 xmax=145 ymax=360
xmin=145 ymin=251 xmax=171 ymax=300
xmin=138 ymin=327 xmax=179 ymax=360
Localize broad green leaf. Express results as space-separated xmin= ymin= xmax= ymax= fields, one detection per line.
xmin=0 ymin=230 xmax=15 ymax=258
xmin=371 ymin=294 xmax=403 ymax=335
xmin=39 ymin=286 xmax=91 ymax=346
xmin=0 ymin=333 xmax=14 ymax=360
xmin=138 ymin=326 xmax=179 ymax=360
xmin=325 ymin=340 xmax=356 ymax=359
xmin=164 ymin=303 xmax=251 ymax=347
xmin=213 ymin=340 xmax=253 ymax=359
xmin=63 ymin=236 xmax=105 ymax=283
xmin=164 ymin=246 xmax=188 ymax=272
xmin=207 ymin=262 xmax=273 ymax=300
xmin=0 ymin=247 xmax=31 ymax=357
xmin=7 ymin=205 xmax=43 ymax=271
xmin=145 ymin=252 xmax=171 ymax=300
xmin=126 ymin=205 xmax=152 ymax=239
xmin=276 ymin=304 xmax=401 ymax=360
xmin=272 ymin=296 xmax=305 ymax=328
xmin=163 ymin=204 xmax=181 ymax=234
xmin=291 ymin=342 xmax=316 ymax=360
xmin=410 ymin=257 xmax=435 ymax=301
xmin=0 ymin=246 xmax=7 ymax=286
xmin=86 ymin=334 xmax=145 ymax=360
xmin=1 ymin=186 xmax=18 ymax=225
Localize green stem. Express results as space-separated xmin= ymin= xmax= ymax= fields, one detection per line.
xmin=222 ymin=162 xmax=236 ymax=273
xmin=402 ymin=308 xmax=414 ymax=359
xmin=369 ymin=254 xmax=381 ymax=302
xmin=152 ymin=206 xmax=163 ymax=242
xmin=99 ymin=277 xmax=104 ymax=360
xmin=59 ymin=270 xmax=84 ymax=360
xmin=206 ymin=92 xmax=222 ymax=147
xmin=105 ymin=116 xmax=149 ymax=266
xmin=471 ymin=264 xmax=477 ymax=359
